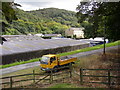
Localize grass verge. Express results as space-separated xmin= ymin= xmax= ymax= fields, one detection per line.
xmin=0 ymin=58 xmax=41 ymax=69
xmin=48 ymin=83 xmax=106 ymax=89
xmin=59 ymin=40 xmax=119 ymax=56
xmin=1 ymin=40 xmax=120 ymax=69
xmin=48 ymin=83 xmax=80 ymax=88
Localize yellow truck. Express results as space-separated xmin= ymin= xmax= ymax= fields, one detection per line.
xmin=40 ymin=54 xmax=77 ymax=71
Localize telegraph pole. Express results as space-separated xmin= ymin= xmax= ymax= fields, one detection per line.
xmin=103 ymin=17 xmax=106 ymax=55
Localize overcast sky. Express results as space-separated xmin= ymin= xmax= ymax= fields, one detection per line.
xmin=14 ymin=0 xmax=81 ymax=12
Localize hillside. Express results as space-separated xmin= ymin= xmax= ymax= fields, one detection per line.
xmin=28 ymin=8 xmax=79 ymax=27
xmin=2 ymin=8 xmax=80 ymax=35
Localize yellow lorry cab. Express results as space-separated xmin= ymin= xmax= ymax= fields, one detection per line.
xmin=40 ymin=54 xmax=77 ymax=71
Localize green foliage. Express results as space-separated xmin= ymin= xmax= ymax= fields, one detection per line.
xmin=46 ymin=21 xmax=68 ymax=35
xmin=59 ymin=40 xmax=120 ymax=57
xmin=0 ymin=58 xmax=41 ymax=69
xmin=3 ymin=8 xmax=78 ymax=35
xmin=28 ymin=8 xmax=79 ymax=27
xmin=76 ymin=1 xmax=120 ymax=41
xmin=81 ymin=21 xmax=94 ymax=38
xmin=2 ymin=2 xmax=17 ymax=23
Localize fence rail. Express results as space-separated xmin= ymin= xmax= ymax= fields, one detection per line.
xmin=1 ymin=65 xmax=72 ymax=88
xmin=2 ymin=65 xmax=119 ymax=88
xmin=82 ymin=68 xmax=120 ymax=71
xmin=79 ymin=68 xmax=120 ymax=87
xmin=1 ymin=73 xmax=49 ymax=88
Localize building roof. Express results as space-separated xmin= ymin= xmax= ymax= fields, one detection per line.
xmin=0 ymin=36 xmax=88 ymax=56
xmin=44 ymin=34 xmax=61 ymax=37
xmin=69 ymin=27 xmax=84 ymax=31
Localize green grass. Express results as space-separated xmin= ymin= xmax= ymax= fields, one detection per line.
xmin=59 ymin=40 xmax=120 ymax=56
xmin=1 ymin=40 xmax=119 ymax=69
xmin=49 ymin=83 xmax=79 ymax=88
xmin=48 ymin=83 xmax=106 ymax=89
xmin=0 ymin=58 xmax=41 ymax=69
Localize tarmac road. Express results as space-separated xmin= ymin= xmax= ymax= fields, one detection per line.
xmin=1 ymin=45 xmax=119 ymax=75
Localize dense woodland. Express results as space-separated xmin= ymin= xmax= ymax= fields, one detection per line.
xmin=28 ymin=8 xmax=79 ymax=27
xmin=1 ymin=6 xmax=80 ymax=36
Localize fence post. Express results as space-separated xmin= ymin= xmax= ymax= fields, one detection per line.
xmin=69 ymin=70 xmax=72 ymax=78
xmin=10 ymin=77 xmax=13 ymax=88
xmin=80 ymin=68 xmax=83 ymax=85
xmin=33 ymin=70 xmax=35 ymax=83
xmin=108 ymin=69 xmax=111 ymax=88
xmin=69 ymin=63 xmax=72 ymax=78
xmin=50 ymin=70 xmax=53 ymax=84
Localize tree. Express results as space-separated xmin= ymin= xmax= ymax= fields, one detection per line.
xmin=81 ymin=21 xmax=94 ymax=38
xmin=2 ymin=6 xmax=77 ymax=35
xmin=46 ymin=21 xmax=68 ymax=35
xmin=76 ymin=0 xmax=120 ymax=41
xmin=2 ymin=2 xmax=21 ymax=23
xmin=1 ymin=1 xmax=21 ymax=33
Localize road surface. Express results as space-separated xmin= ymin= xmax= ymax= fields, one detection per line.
xmin=1 ymin=45 xmax=119 ymax=75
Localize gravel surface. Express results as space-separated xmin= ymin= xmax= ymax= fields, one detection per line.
xmin=1 ymin=45 xmax=119 ymax=75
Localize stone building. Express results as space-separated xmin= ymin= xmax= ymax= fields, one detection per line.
xmin=65 ymin=27 xmax=84 ymax=38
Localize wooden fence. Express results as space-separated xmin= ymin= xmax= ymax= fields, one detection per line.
xmin=0 ymin=65 xmax=72 ymax=88
xmin=79 ymin=68 xmax=120 ymax=87
xmin=2 ymin=65 xmax=119 ymax=88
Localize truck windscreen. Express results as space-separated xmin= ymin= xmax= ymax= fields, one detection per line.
xmin=40 ymin=56 xmax=50 ymax=64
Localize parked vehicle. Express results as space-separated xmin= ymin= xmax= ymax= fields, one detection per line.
xmin=40 ymin=54 xmax=77 ymax=71
xmin=89 ymin=37 xmax=109 ymax=46
xmin=90 ymin=41 xmax=104 ymax=46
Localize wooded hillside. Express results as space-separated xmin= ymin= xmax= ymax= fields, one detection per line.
xmin=28 ymin=8 xmax=79 ymax=27
xmin=2 ymin=8 xmax=80 ymax=35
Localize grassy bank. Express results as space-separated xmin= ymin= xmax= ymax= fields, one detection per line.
xmin=60 ymin=40 xmax=119 ymax=56
xmin=1 ymin=40 xmax=119 ymax=69
xmin=0 ymin=58 xmax=41 ymax=69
